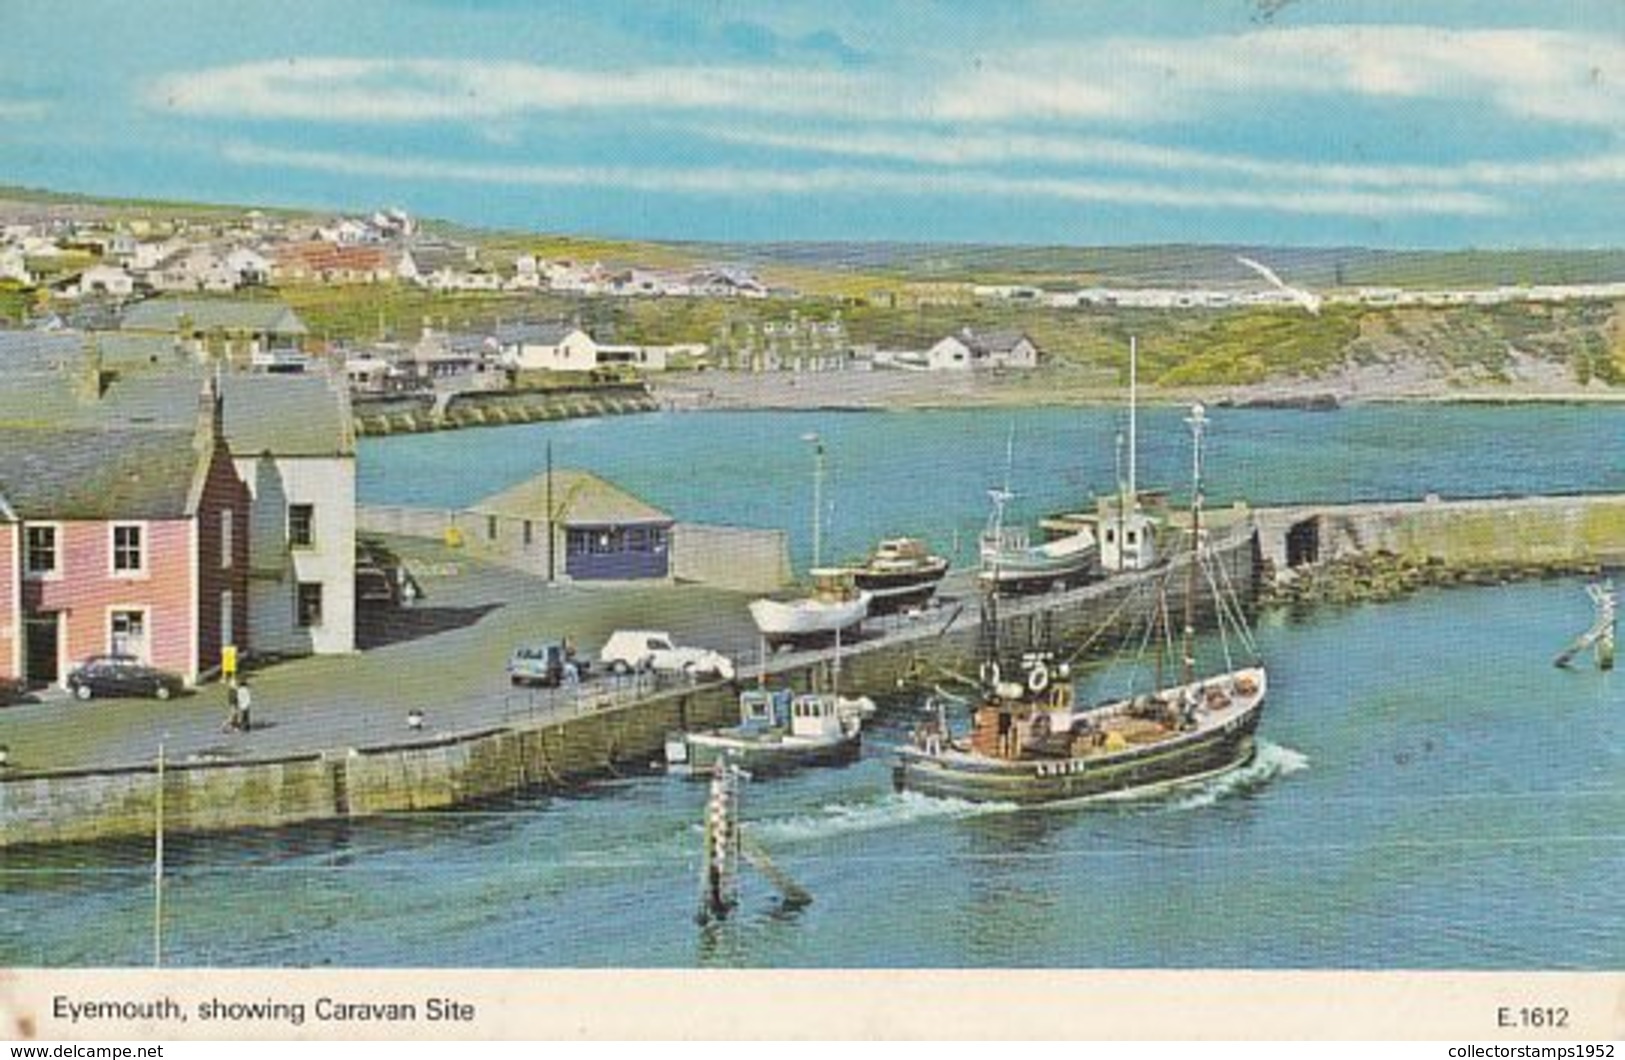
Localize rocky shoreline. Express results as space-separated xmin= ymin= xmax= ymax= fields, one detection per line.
xmin=1259 ymin=550 xmax=1608 ymax=609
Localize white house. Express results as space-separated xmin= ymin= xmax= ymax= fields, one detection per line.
xmin=77 ymin=264 xmax=136 ymax=297
xmin=225 ymin=373 xmax=357 ymax=657
xmin=495 ymin=322 xmax=600 ymax=372
xmin=0 ymin=247 xmax=33 ymax=285
xmin=927 ymin=328 xmax=1041 ymax=370
xmin=224 ymin=247 xmax=272 ymax=286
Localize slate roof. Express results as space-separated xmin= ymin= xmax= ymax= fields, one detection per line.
xmin=472 ymin=470 xmax=672 ymax=527
xmin=221 ymin=373 xmax=354 ymax=457
xmin=0 ymin=365 xmax=353 ymax=457
xmin=0 ymin=329 xmax=84 ymax=372
xmin=120 ymin=298 xmax=308 ymax=336
xmin=954 ymin=328 xmax=1033 ymax=355
xmin=493 ymin=322 xmax=583 ymax=347
xmin=0 ymin=427 xmax=203 ymax=520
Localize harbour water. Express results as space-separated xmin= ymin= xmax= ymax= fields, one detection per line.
xmin=358 ymin=405 xmax=1625 ymax=572
xmin=3 ymin=405 xmax=1620 ymax=968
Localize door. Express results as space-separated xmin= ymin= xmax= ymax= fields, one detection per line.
xmin=110 ymin=609 xmax=148 ymax=662
xmin=24 ymin=613 xmax=59 ymax=687
xmin=220 ymin=590 xmax=234 ymax=651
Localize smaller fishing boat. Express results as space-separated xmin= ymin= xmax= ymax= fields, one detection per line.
xmin=849 ymin=537 xmax=950 ymax=615
xmin=749 ymin=568 xmax=871 ymax=650
xmin=978 ymin=487 xmax=1098 ymax=593
xmin=667 ymin=687 xmax=871 ymax=776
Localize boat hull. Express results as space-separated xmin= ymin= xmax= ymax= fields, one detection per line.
xmin=978 ymin=541 xmax=1098 ymax=592
xmin=892 ymin=700 xmax=1262 ymax=805
xmin=748 ymin=593 xmax=871 ymax=648
xmin=683 ymin=730 xmax=862 ymax=776
xmin=852 ymin=561 xmax=949 ymax=614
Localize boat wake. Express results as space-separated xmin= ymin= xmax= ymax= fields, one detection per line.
xmin=749 ymin=790 xmax=1018 ymax=846
xmin=1160 ymin=740 xmax=1310 ymax=811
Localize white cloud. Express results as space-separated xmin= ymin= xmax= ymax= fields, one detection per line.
xmin=223 ymin=141 xmax=1503 ymax=217
xmin=148 ymin=58 xmax=884 ymax=123
xmin=706 ymin=127 xmax=1625 ymax=190
xmin=146 ymin=27 xmax=1624 ymax=134
xmin=938 ymin=27 xmax=1625 ymax=128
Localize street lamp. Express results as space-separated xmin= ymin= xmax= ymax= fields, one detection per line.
xmin=801 ymin=432 xmax=824 ymax=570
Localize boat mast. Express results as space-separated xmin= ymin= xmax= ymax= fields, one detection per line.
xmin=803 ymin=432 xmax=825 ymax=572
xmin=1128 ymin=336 xmax=1138 ymax=511
xmin=1182 ymin=403 xmax=1207 ymax=687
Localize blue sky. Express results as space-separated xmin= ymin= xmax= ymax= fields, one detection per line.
xmin=2 ymin=1 xmax=1622 ymax=247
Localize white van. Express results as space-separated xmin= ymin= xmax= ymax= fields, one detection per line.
xmin=599 ymin=630 xmax=735 ymax=680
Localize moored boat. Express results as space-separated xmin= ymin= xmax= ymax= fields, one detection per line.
xmin=669 ymin=687 xmax=869 ymax=776
xmin=978 ymin=487 xmax=1098 ymax=592
xmin=849 ymin=537 xmax=950 ymax=615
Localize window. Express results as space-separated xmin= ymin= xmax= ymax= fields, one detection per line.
xmin=221 ymin=509 xmax=234 ymax=568
xmin=109 ymin=609 xmax=148 ymax=661
xmin=296 ymin=582 xmax=324 ymax=628
xmin=523 ymin=520 xmax=533 ymax=547
xmin=112 ymin=524 xmax=145 ymax=575
xmin=25 ymin=525 xmax=58 ymax=577
xmin=486 ymin=515 xmax=498 ymax=542
xmin=288 ymin=504 xmax=315 ymax=549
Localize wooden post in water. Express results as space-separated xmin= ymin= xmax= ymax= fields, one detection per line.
xmin=696 ymin=761 xmax=810 ymax=926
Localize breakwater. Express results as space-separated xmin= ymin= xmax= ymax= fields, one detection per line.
xmin=351 ymin=383 xmax=657 ymax=436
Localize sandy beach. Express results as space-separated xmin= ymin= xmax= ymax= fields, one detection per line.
xmin=654 ymin=357 xmax=1625 ymax=411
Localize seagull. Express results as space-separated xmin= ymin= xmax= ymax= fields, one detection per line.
xmin=1237 ymin=255 xmax=1323 ymax=315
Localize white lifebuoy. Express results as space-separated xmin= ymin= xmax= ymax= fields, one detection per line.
xmin=1026 ymin=662 xmax=1051 ymax=695
xmin=979 ymin=661 xmax=1001 ymax=687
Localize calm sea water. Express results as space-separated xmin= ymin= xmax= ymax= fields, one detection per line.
xmin=2 ymin=581 xmax=1620 ymax=968
xmin=357 ymin=405 xmax=1625 ymax=572
xmin=3 ymin=406 xmax=1621 ymax=968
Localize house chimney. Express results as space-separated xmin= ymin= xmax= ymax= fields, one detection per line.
xmin=196 ymin=367 xmax=225 ymax=452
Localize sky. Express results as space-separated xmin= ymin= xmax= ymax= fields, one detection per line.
xmin=2 ymin=0 xmax=1623 ymax=248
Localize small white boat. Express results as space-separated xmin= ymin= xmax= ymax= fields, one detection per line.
xmin=749 ymin=568 xmax=871 ymax=649
xmin=671 ymin=688 xmax=864 ymax=776
xmin=978 ymin=488 xmax=1098 ymax=591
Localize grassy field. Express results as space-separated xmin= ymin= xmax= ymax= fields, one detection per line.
xmin=4 ymin=184 xmax=1624 ymax=387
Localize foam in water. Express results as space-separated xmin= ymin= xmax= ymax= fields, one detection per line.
xmin=749 ymin=790 xmax=1018 ymax=846
xmin=745 ymin=742 xmax=1311 ymax=843
xmin=1160 ymin=740 xmax=1311 ymax=811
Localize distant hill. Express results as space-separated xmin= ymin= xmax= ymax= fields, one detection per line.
xmin=5 ymin=183 xmax=1622 ymax=291
xmin=679 ymin=241 xmax=1625 ymax=290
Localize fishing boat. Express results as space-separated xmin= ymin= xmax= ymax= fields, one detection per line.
xmin=895 ymin=403 xmax=1268 ymax=804
xmin=978 ymin=487 xmax=1098 ymax=593
xmin=848 ymin=537 xmax=950 ymax=615
xmin=1038 ymin=336 xmax=1163 ymax=576
xmin=749 ymin=568 xmax=871 ymax=649
xmin=667 ymin=687 xmax=869 ymax=776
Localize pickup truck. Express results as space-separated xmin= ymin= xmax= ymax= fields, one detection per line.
xmin=598 ymin=630 xmax=735 ymax=680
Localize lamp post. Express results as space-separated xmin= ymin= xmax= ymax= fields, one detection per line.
xmin=801 ymin=432 xmax=824 ymax=571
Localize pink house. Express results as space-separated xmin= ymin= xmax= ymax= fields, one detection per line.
xmin=0 ymin=389 xmax=249 ymax=688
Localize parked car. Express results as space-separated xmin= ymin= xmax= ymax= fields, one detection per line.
xmin=506 ymin=642 xmax=588 ymax=688
xmin=66 ymin=656 xmax=185 ymax=701
xmin=598 ymin=630 xmax=736 ymax=680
